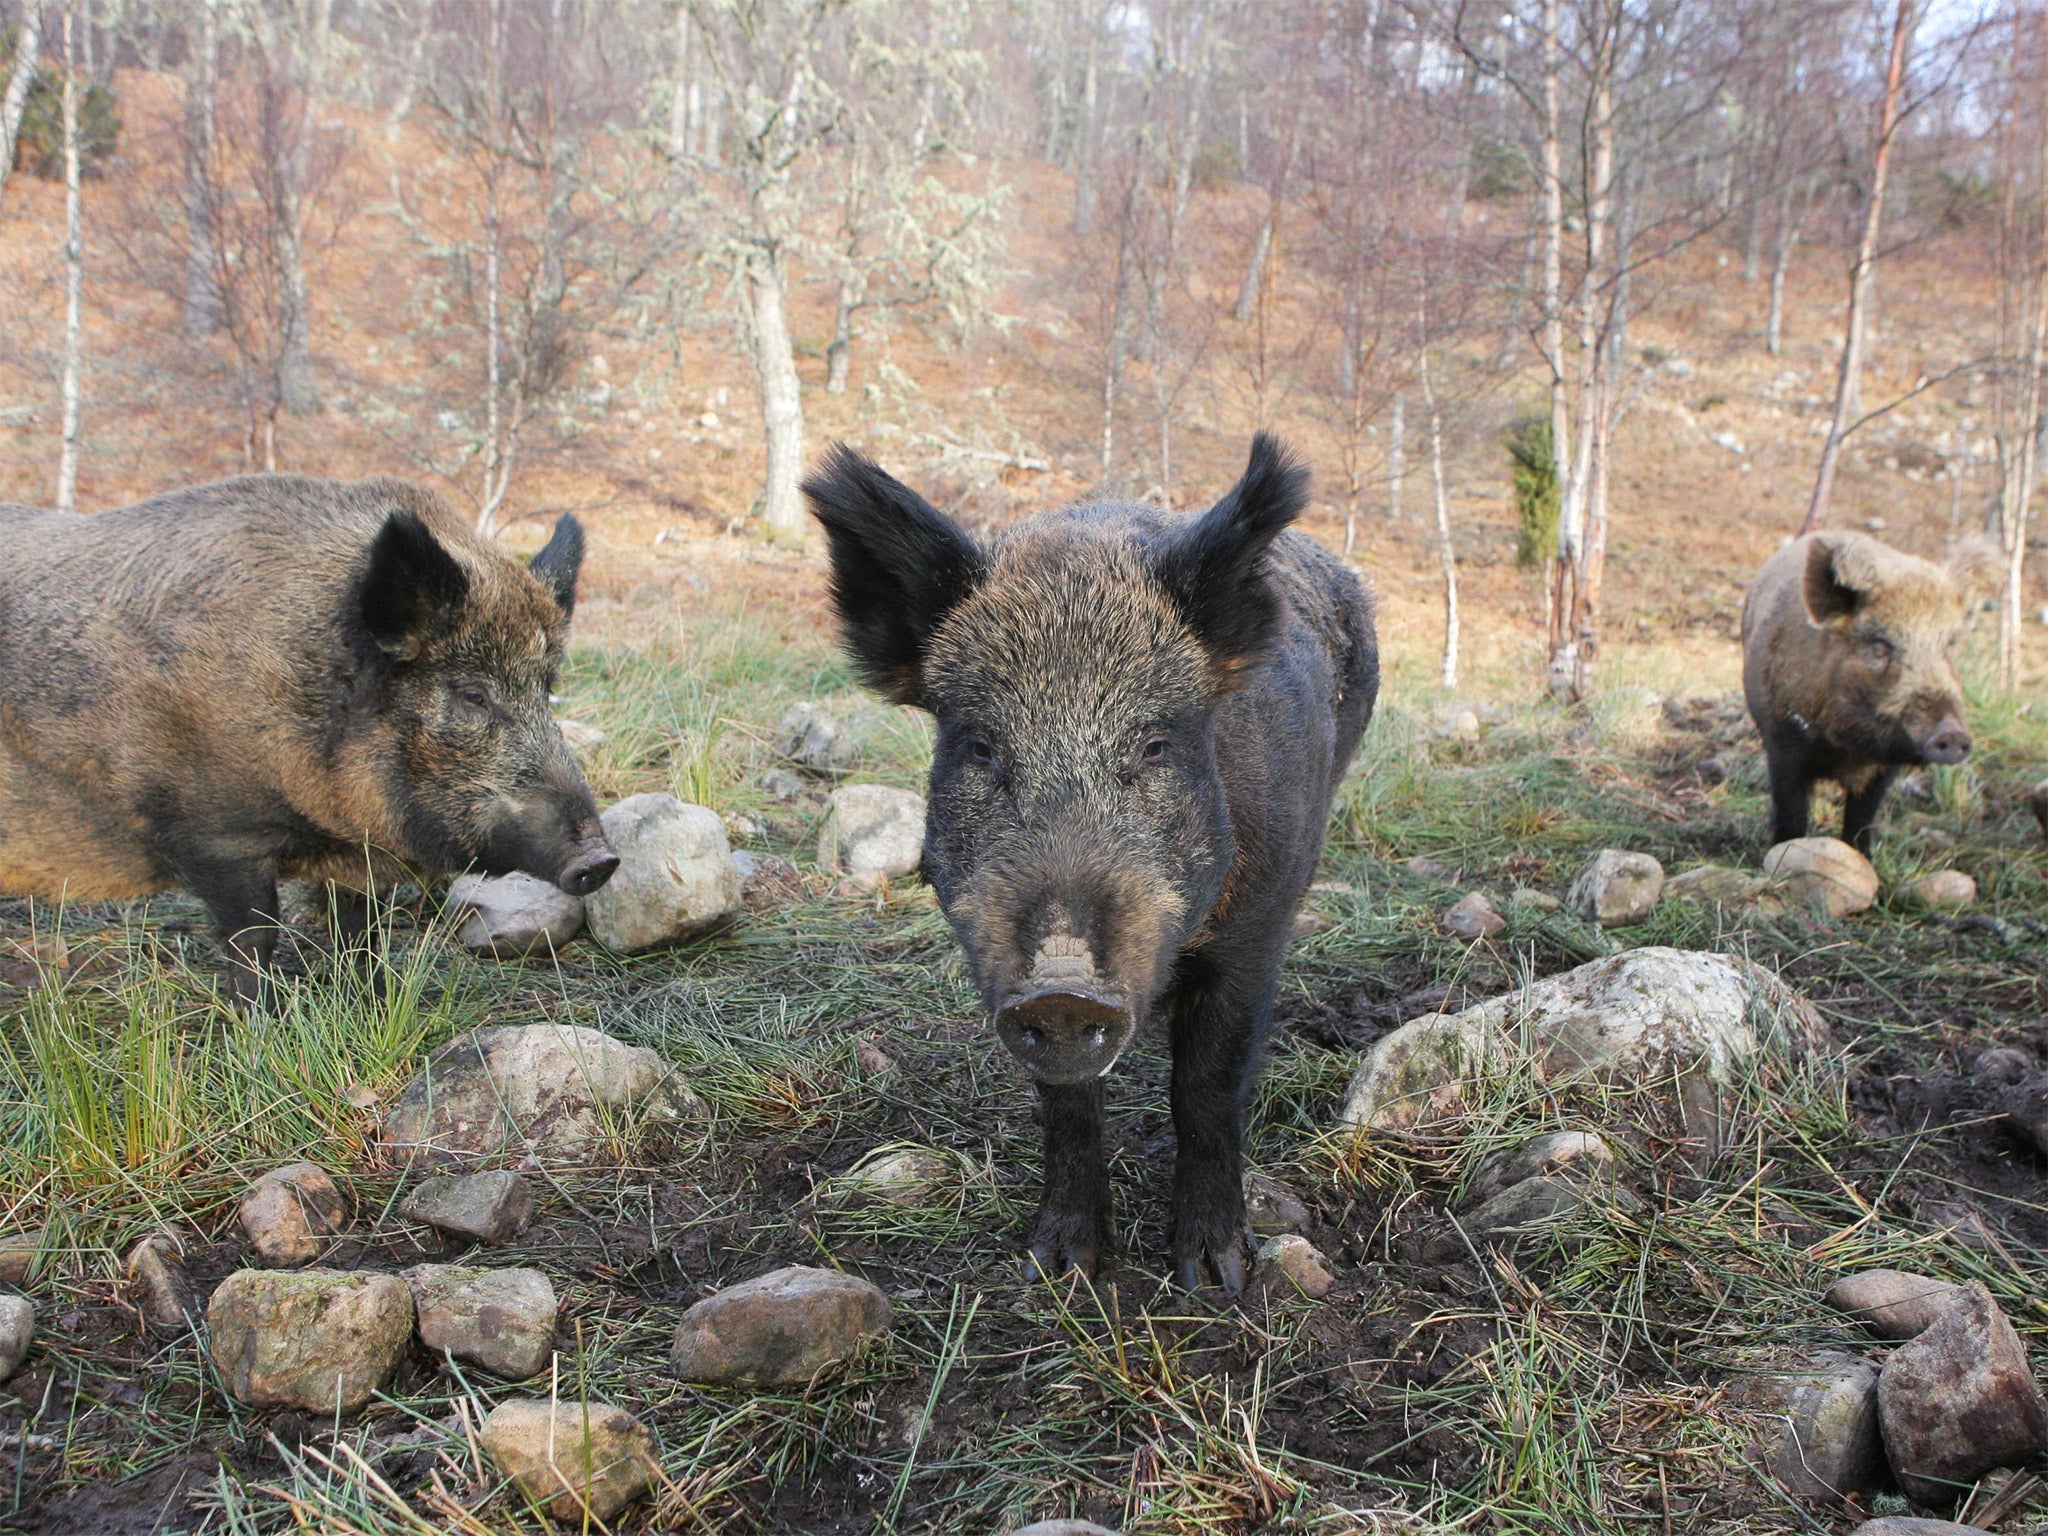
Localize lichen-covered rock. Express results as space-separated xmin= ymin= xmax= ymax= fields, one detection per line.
xmin=1752 ymin=1354 xmax=1885 ymax=1503
xmin=1251 ymin=1235 xmax=1335 ymax=1299
xmin=1243 ymin=1172 xmax=1311 ymax=1236
xmin=1848 ymin=1520 xmax=1989 ymax=1536
xmin=447 ymin=872 xmax=585 ymax=958
xmin=404 ymin=1264 xmax=557 ymax=1380
xmin=1465 ymin=1131 xmax=1614 ymax=1208
xmin=1338 ymin=948 xmax=1826 ymax=1131
xmin=823 ymin=1147 xmax=959 ymax=1207
xmin=776 ymin=702 xmax=867 ymax=776
xmin=819 ymin=785 xmax=926 ymax=888
xmin=0 ymin=1296 xmax=31 ymax=1382
xmin=1423 ymin=1175 xmax=1595 ymax=1262
xmin=125 ymin=1231 xmax=198 ymax=1338
xmin=1664 ymin=865 xmax=1767 ymax=907
xmin=671 ymin=1266 xmax=891 ymax=1386
xmin=206 ymin=1269 xmax=413 ymax=1413
xmin=238 ymin=1163 xmax=348 ymax=1268
xmin=398 ymin=1170 xmax=536 ymax=1245
xmin=380 ymin=1024 xmax=697 ymax=1166
xmin=1002 ymin=1522 xmax=1121 ymax=1536
xmin=1566 ymin=850 xmax=1665 ymax=927
xmin=582 ymin=794 xmax=739 ymax=952
xmin=481 ymin=1399 xmax=656 ymax=1525
xmin=1824 ymin=1269 xmax=1964 ymax=1342
xmin=1763 ymin=837 xmax=1879 ymax=919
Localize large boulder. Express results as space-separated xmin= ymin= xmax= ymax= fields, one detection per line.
xmin=447 ymin=872 xmax=584 ymax=958
xmin=380 ymin=1024 xmax=698 ymax=1166
xmin=404 ymin=1264 xmax=557 ymax=1381
xmin=819 ymin=785 xmax=926 ymax=888
xmin=1877 ymin=1280 xmax=2048 ymax=1505
xmin=206 ymin=1269 xmax=414 ymax=1413
xmin=1763 ymin=838 xmax=1879 ymax=919
xmin=1567 ymin=850 xmax=1665 ymax=927
xmin=481 ymin=1399 xmax=656 ymax=1525
xmin=671 ymin=1266 xmax=891 ymax=1386
xmin=238 ymin=1163 xmax=348 ymax=1268
xmin=1338 ymin=948 xmax=1826 ymax=1131
xmin=583 ymin=794 xmax=739 ymax=953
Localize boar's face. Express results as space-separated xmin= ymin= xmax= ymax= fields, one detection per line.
xmin=1802 ymin=536 xmax=1972 ymax=767
xmin=809 ymin=435 xmax=1306 ymax=1085
xmin=355 ymin=512 xmax=618 ymax=896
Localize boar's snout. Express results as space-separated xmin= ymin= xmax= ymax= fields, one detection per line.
xmin=993 ymin=941 xmax=1134 ymax=1084
xmin=557 ymin=841 xmax=620 ymax=896
xmin=1921 ymin=716 xmax=1972 ymax=765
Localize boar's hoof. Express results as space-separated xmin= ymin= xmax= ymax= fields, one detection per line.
xmin=996 ymin=982 xmax=1132 ymax=1085
xmin=1025 ymin=1205 xmax=1108 ymax=1283
xmin=557 ymin=847 xmax=621 ymax=897
xmin=1172 ymin=1222 xmax=1249 ymax=1295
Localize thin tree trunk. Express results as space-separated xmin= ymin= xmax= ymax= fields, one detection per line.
xmin=749 ymin=245 xmax=806 ymax=540
xmin=275 ymin=0 xmax=331 ymax=418
xmin=1540 ymin=0 xmax=1573 ymax=669
xmin=1233 ymin=220 xmax=1270 ymax=325
xmin=1801 ymin=0 xmax=1915 ymax=536
xmin=1419 ymin=336 xmax=1457 ymax=690
xmin=669 ymin=3 xmax=693 ymax=159
xmin=1098 ymin=198 xmax=1130 ymax=488
xmin=182 ymin=0 xmax=221 ymax=338
xmin=1766 ymin=184 xmax=1802 ymax=357
xmin=825 ymin=269 xmax=855 ymax=394
xmin=477 ymin=208 xmax=508 ymax=536
xmin=57 ymin=3 xmax=82 ymax=513
xmin=0 ymin=3 xmax=40 ymax=217
xmin=1387 ymin=392 xmax=1404 ymax=519
xmin=2000 ymin=79 xmax=2048 ymax=693
xmin=1073 ymin=21 xmax=1099 ymax=236
xmin=385 ymin=1 xmax=429 ymax=142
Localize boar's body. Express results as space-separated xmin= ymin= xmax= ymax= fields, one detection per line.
xmin=0 ymin=475 xmax=614 ymax=1000
xmin=809 ymin=435 xmax=1376 ymax=1290
xmin=1742 ymin=531 xmax=1970 ymax=854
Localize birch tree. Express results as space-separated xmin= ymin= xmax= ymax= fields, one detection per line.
xmin=0 ymin=2 xmax=39 ymax=216
xmin=55 ymin=0 xmax=81 ymax=511
xmin=181 ymin=0 xmax=221 ymax=337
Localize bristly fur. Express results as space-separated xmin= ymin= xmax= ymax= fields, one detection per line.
xmin=528 ymin=514 xmax=585 ymax=621
xmin=360 ymin=510 xmax=471 ymax=654
xmin=802 ymin=444 xmax=987 ymax=705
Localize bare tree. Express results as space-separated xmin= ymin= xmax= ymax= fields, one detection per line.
xmin=0 ymin=1 xmax=40 ymax=216
xmin=181 ymin=0 xmax=221 ymax=337
xmin=1993 ymin=4 xmax=2048 ymax=694
xmin=55 ymin=0 xmax=82 ymax=511
xmin=252 ymin=0 xmax=332 ymax=417
xmin=1418 ymin=311 xmax=1457 ymax=690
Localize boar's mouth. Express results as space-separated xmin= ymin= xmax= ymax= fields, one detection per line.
xmin=556 ymin=842 xmax=620 ymax=896
xmin=992 ymin=940 xmax=1137 ymax=1084
xmin=1918 ymin=716 xmax=1972 ymax=766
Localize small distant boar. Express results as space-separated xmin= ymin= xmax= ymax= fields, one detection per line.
xmin=0 ymin=475 xmax=618 ymax=1003
xmin=1742 ymin=531 xmax=1971 ymax=854
xmin=807 ymin=434 xmax=1378 ymax=1290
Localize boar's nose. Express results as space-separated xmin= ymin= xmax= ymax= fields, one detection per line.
xmin=995 ymin=979 xmax=1133 ymax=1085
xmin=557 ymin=844 xmax=620 ymax=896
xmin=1922 ymin=718 xmax=1973 ymax=765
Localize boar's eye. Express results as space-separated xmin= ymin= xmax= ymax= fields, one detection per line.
xmin=966 ymin=735 xmax=996 ymax=766
xmin=1864 ymin=639 xmax=1895 ymax=668
xmin=1140 ymin=736 xmax=1171 ymax=766
xmin=454 ymin=682 xmax=491 ymax=713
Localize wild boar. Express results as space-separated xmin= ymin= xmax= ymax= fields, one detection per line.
xmin=807 ymin=433 xmax=1377 ymax=1290
xmin=0 ymin=474 xmax=617 ymax=1003
xmin=1742 ymin=530 xmax=1971 ymax=854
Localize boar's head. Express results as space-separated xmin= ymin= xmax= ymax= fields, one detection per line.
xmin=808 ymin=435 xmax=1306 ymax=1085
xmin=1802 ymin=534 xmax=1972 ymax=768
xmin=352 ymin=509 xmax=617 ymax=896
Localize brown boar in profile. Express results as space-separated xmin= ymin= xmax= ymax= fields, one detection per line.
xmin=0 ymin=474 xmax=616 ymax=1003
xmin=1742 ymin=531 xmax=1971 ymax=854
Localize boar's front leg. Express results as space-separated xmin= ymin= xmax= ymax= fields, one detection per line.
xmin=1026 ymin=1079 xmax=1111 ymax=1281
xmin=1762 ymin=729 xmax=1813 ymax=847
xmin=1167 ymin=949 xmax=1274 ymax=1294
xmin=1840 ymin=769 xmax=1896 ymax=857
xmin=178 ymin=852 xmax=280 ymax=1012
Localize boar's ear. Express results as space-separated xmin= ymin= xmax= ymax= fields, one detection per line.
xmin=1802 ymin=538 xmax=1864 ymax=628
xmin=359 ymin=510 xmax=471 ymax=660
xmin=803 ymin=443 xmax=985 ymax=706
xmin=1151 ymin=432 xmax=1307 ymax=680
xmin=529 ymin=514 xmax=585 ymax=621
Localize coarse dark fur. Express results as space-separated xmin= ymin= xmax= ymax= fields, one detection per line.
xmin=1742 ymin=531 xmax=1972 ymax=855
xmin=807 ymin=434 xmax=1378 ymax=1290
xmin=0 ymin=474 xmax=615 ymax=1003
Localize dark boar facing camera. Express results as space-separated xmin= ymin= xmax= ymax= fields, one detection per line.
xmin=1742 ymin=531 xmax=1971 ymax=855
xmin=806 ymin=434 xmax=1378 ymax=1291
xmin=0 ymin=475 xmax=617 ymax=1005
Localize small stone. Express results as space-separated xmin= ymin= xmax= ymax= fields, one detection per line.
xmin=1404 ymin=856 xmax=1456 ymax=882
xmin=819 ymin=785 xmax=925 ymax=888
xmin=398 ymin=1171 xmax=535 ymax=1245
xmin=671 ymin=1265 xmax=891 ymax=1386
xmin=1973 ymin=1047 xmax=2033 ymax=1085
xmin=1664 ymin=864 xmax=1766 ymax=906
xmin=723 ymin=811 xmax=765 ymax=843
xmin=1466 ymin=1130 xmax=1614 ymax=1208
xmin=1998 ymin=1077 xmax=2048 ymax=1160
xmin=1899 ymin=869 xmax=1977 ymax=910
xmin=1442 ymin=892 xmax=1505 ymax=939
xmin=206 ymin=1268 xmax=414 ymax=1413
xmin=583 ymin=794 xmax=740 ymax=952
xmin=1424 ymin=1175 xmax=1593 ymax=1262
xmin=1291 ymin=909 xmax=1332 ymax=939
xmin=125 ymin=1231 xmax=198 ymax=1338
xmin=1566 ymin=850 xmax=1665 ymax=927
xmin=1763 ymin=837 xmax=1879 ymax=919
xmin=1251 ymin=1234 xmax=1335 ymax=1299
xmin=0 ymin=1228 xmax=45 ymax=1287
xmin=403 ymin=1264 xmax=557 ymax=1380
xmin=775 ymin=702 xmax=864 ymax=776
xmin=1507 ymin=888 xmax=1560 ymax=911
xmin=1877 ymin=1280 xmax=2048 ymax=1505
xmin=555 ymin=718 xmax=607 ymax=752
xmin=481 ymin=1399 xmax=656 ymax=1525
xmin=1824 ymin=1269 xmax=1965 ymax=1341
xmin=1003 ymin=1523 xmax=1122 ymax=1536
xmin=0 ymin=1295 xmax=31 ymax=1381
xmin=823 ymin=1147 xmax=958 ymax=1207
xmin=1755 ymin=1354 xmax=1885 ymax=1503
xmin=447 ymin=872 xmax=585 ymax=958
xmin=1243 ymin=1172 xmax=1311 ymax=1236
xmin=732 ymin=850 xmax=805 ymax=911
xmin=1847 ymin=1519 xmax=1989 ymax=1536
xmin=759 ymin=768 xmax=808 ymax=801
xmin=855 ymin=1040 xmax=897 ymax=1077
xmin=238 ymin=1163 xmax=347 ymax=1268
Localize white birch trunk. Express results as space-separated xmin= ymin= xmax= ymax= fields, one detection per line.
xmin=0 ymin=3 xmax=40 ymax=216
xmin=57 ymin=4 xmax=83 ymax=513
xmin=182 ymin=0 xmax=221 ymax=338
xmin=1419 ymin=342 xmax=1457 ymax=690
xmin=749 ymin=246 xmax=806 ymax=540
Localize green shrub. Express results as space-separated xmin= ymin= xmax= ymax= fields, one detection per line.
xmin=2 ymin=29 xmax=120 ymax=180
xmin=1508 ymin=412 xmax=1560 ymax=568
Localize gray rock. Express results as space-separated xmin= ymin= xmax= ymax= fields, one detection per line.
xmin=1566 ymin=850 xmax=1665 ymax=927
xmin=1251 ymin=1235 xmax=1335 ymax=1299
xmin=759 ymin=768 xmax=807 ymax=801
xmin=1825 ymin=1269 xmax=1965 ymax=1342
xmin=1877 ymin=1280 xmax=2048 ymax=1505
xmin=1442 ymin=892 xmax=1505 ymax=940
xmin=671 ymin=1265 xmax=891 ymax=1386
xmin=733 ymin=850 xmax=805 ymax=911
xmin=1756 ymin=1354 xmax=1885 ymax=1503
xmin=819 ymin=785 xmax=926 ymax=888
xmin=381 ymin=1024 xmax=697 ymax=1166
xmin=1243 ymin=1172 xmax=1311 ymax=1236
xmin=0 ymin=1228 xmax=45 ymax=1287
xmin=1507 ymin=888 xmax=1561 ymax=911
xmin=238 ymin=1163 xmax=347 ymax=1268
xmin=0 ymin=1295 xmax=31 ymax=1382
xmin=822 ymin=1147 xmax=958 ymax=1207
xmin=775 ymin=702 xmax=865 ymax=776
xmin=1424 ymin=1175 xmax=1593 ymax=1262
xmin=1002 ymin=1522 xmax=1121 ymax=1536
xmin=1899 ymin=870 xmax=1977 ymax=910
xmin=125 ymin=1231 xmax=198 ymax=1338
xmin=447 ymin=872 xmax=584 ymax=958
xmin=1763 ymin=837 xmax=1879 ymax=919
xmin=1466 ymin=1131 xmax=1614 ymax=1208
xmin=403 ymin=1264 xmax=557 ymax=1380
xmin=1663 ymin=865 xmax=1766 ymax=906
xmin=583 ymin=794 xmax=739 ymax=952
xmin=206 ymin=1268 xmax=414 ymax=1413
xmin=481 ymin=1399 xmax=655 ymax=1525
xmin=555 ymin=717 xmax=606 ymax=753
xmin=1847 ymin=1520 xmax=1990 ymax=1536
xmin=398 ymin=1171 xmax=535 ymax=1245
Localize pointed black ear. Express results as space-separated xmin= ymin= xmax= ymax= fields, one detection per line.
xmin=803 ymin=444 xmax=985 ymax=706
xmin=360 ymin=510 xmax=470 ymax=659
xmin=1150 ymin=432 xmax=1308 ymax=678
xmin=530 ymin=513 xmax=585 ymax=621
xmin=1802 ymin=537 xmax=1862 ymax=627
